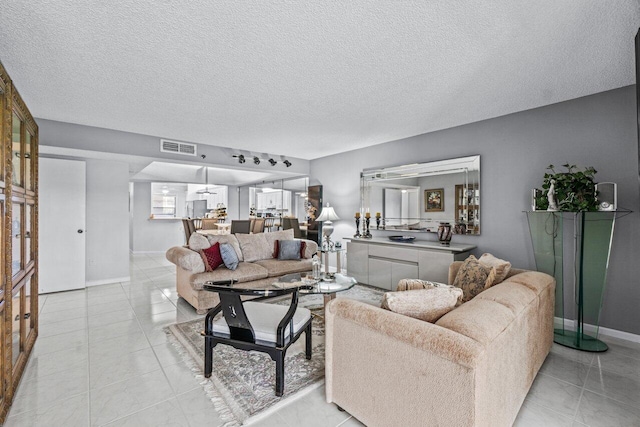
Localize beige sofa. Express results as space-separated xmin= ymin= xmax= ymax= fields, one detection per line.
xmin=166 ymin=229 xmax=318 ymax=314
xmin=325 ymin=262 xmax=555 ymax=427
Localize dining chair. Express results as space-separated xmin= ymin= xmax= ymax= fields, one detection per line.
xmin=282 ymin=217 xmax=302 ymax=238
xmin=264 ymin=217 xmax=276 ymax=232
xmin=252 ymin=218 xmax=266 ymax=233
xmin=182 ymin=219 xmax=197 ymax=244
xmin=202 ymin=282 xmax=312 ymax=397
xmin=230 ymin=219 xmax=252 ymax=234
xmin=201 ymin=218 xmax=218 ymax=230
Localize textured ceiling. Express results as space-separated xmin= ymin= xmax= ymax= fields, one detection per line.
xmin=0 ymin=1 xmax=638 ymax=160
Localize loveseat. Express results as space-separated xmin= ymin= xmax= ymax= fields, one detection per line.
xmin=325 ymin=262 xmax=555 ymax=427
xmin=166 ymin=229 xmax=318 ymax=313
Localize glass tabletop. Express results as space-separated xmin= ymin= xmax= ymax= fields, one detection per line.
xmin=276 ymin=272 xmax=357 ymax=295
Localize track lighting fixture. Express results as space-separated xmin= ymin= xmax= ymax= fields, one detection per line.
xmin=283 ymin=160 xmax=292 ymax=167
xmin=268 ymin=158 xmax=277 ymax=166
xmin=235 ymin=154 xmax=245 ymax=164
xmin=253 ymin=156 xmax=261 ymax=165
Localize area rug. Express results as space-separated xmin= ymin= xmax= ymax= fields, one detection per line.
xmin=165 ymin=285 xmax=384 ymax=426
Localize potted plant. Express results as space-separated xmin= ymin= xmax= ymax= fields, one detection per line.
xmin=534 ymin=164 xmax=598 ymax=212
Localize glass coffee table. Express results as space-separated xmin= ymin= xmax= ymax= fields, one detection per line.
xmin=276 ymin=272 xmax=357 ymax=307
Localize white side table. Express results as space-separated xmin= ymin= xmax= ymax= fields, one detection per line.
xmin=320 ymin=248 xmax=346 ymax=274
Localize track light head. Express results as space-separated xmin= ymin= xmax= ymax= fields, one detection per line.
xmin=253 ymin=156 xmax=261 ymax=165
xmin=268 ymin=158 xmax=277 ymax=166
xmin=237 ymin=154 xmax=245 ymax=164
xmin=283 ymin=160 xmax=292 ymax=167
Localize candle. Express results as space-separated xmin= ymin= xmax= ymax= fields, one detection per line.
xmin=375 ymin=212 xmax=381 ymax=217
xmin=365 ymin=212 xmax=371 ymax=218
xmin=355 ymin=212 xmax=360 ymax=218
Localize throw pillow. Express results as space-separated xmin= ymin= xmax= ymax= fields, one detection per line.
xmin=452 ymin=255 xmax=497 ymax=303
xmin=219 ymin=243 xmax=239 ymax=271
xmin=273 ymin=240 xmax=307 ymax=259
xmin=205 ymin=234 xmax=244 ymax=262
xmin=188 ymin=233 xmax=211 ymax=251
xmin=236 ymin=233 xmax=272 ymax=262
xmin=277 ymin=240 xmax=302 ymax=260
xmin=381 ymin=287 xmax=463 ymax=322
xmin=199 ymin=243 xmax=224 ymax=272
xmin=478 ymin=253 xmax=512 ymax=285
xmin=396 ymin=278 xmax=451 ymax=292
xmin=263 ymin=229 xmax=295 ymax=252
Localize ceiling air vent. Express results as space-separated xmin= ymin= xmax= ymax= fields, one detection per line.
xmin=160 ymin=139 xmax=197 ymax=156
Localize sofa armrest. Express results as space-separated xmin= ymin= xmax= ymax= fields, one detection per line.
xmin=297 ymin=238 xmax=318 ymax=259
xmin=326 ymin=298 xmax=482 ymax=368
xmin=325 ymin=299 xmax=484 ymax=426
xmin=166 ymin=246 xmax=205 ymax=274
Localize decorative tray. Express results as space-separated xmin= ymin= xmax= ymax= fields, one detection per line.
xmin=388 ymin=235 xmax=416 ymax=243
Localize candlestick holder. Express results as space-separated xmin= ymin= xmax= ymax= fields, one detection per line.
xmin=364 ymin=217 xmax=372 ymax=238
xmin=354 ymin=216 xmax=361 ymax=238
xmin=376 ymin=216 xmax=381 ymax=230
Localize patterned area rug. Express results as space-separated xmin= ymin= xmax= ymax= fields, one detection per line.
xmin=165 ymin=285 xmax=384 ymax=426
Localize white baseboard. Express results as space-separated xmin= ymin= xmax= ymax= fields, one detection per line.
xmin=554 ymin=317 xmax=640 ymax=344
xmin=86 ymin=276 xmax=131 ymax=287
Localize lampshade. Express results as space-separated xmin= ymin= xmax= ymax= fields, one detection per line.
xmin=316 ymin=204 xmax=340 ymax=222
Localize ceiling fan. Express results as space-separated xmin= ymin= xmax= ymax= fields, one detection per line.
xmin=196 ymin=167 xmax=217 ymax=195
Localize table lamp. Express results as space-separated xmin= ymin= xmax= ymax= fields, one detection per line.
xmin=316 ymin=203 xmax=340 ymax=249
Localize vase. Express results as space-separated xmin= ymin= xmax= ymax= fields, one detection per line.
xmin=437 ymin=222 xmax=452 ymax=245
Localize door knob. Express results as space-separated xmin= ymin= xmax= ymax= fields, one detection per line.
xmin=77 ymin=229 xmax=84 ymax=234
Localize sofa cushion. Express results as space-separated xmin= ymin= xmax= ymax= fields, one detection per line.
xmin=205 ymin=234 xmax=244 ymax=262
xmin=190 ymin=262 xmax=269 ymax=290
xmin=188 ymin=233 xmax=211 ymax=251
xmin=381 ymin=287 xmax=463 ymax=323
xmin=453 ymin=255 xmax=497 ymax=302
xmin=236 ymin=233 xmax=272 ymax=262
xmin=435 ymin=298 xmax=515 ymax=346
xmin=253 ymin=258 xmax=313 ymax=277
xmin=273 ymin=240 xmax=307 ymax=259
xmin=277 ymin=240 xmax=303 ymax=260
xmin=219 ymin=243 xmax=239 ymax=271
xmin=474 ymin=281 xmax=536 ymax=316
xmin=200 ymin=243 xmax=224 ymax=272
xmin=264 ymin=229 xmax=294 ymax=253
xmin=478 ymin=253 xmax=512 ymax=285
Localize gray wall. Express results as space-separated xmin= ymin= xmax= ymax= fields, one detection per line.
xmin=310 ymin=85 xmax=639 ymax=335
xmin=86 ymin=159 xmax=130 ymax=284
xmin=130 ymin=182 xmax=185 ymax=252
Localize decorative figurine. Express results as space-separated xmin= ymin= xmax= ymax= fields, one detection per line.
xmin=547 ymin=179 xmax=558 ymax=211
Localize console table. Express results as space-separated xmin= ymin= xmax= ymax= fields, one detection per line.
xmin=345 ymin=238 xmax=475 ymax=290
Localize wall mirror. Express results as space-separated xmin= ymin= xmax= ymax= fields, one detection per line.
xmin=361 ymin=155 xmax=480 ymax=235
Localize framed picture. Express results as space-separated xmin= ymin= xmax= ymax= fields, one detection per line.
xmin=425 ymin=188 xmax=444 ymax=212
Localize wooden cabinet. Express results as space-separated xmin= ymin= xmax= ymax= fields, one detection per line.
xmin=347 ymin=238 xmax=474 ymax=288
xmin=0 ymin=60 xmax=38 ymax=423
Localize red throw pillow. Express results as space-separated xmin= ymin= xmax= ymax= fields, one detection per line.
xmin=300 ymin=241 xmax=307 ymax=258
xmin=200 ymin=242 xmax=224 ymax=272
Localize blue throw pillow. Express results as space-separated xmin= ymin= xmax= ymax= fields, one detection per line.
xmin=219 ymin=243 xmax=239 ymax=270
xmin=278 ymin=240 xmax=302 ymax=260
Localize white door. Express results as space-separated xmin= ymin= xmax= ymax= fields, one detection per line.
xmin=39 ymin=157 xmax=86 ymax=293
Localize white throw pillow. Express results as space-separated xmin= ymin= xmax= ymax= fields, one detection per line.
xmin=381 ymin=287 xmax=463 ymax=323
xmin=478 ymin=253 xmax=512 ymax=285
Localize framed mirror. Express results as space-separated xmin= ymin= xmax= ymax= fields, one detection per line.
xmin=361 ymin=155 xmax=480 ymax=235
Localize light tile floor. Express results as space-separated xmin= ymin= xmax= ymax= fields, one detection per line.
xmin=5 ymin=253 xmax=640 ymax=426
